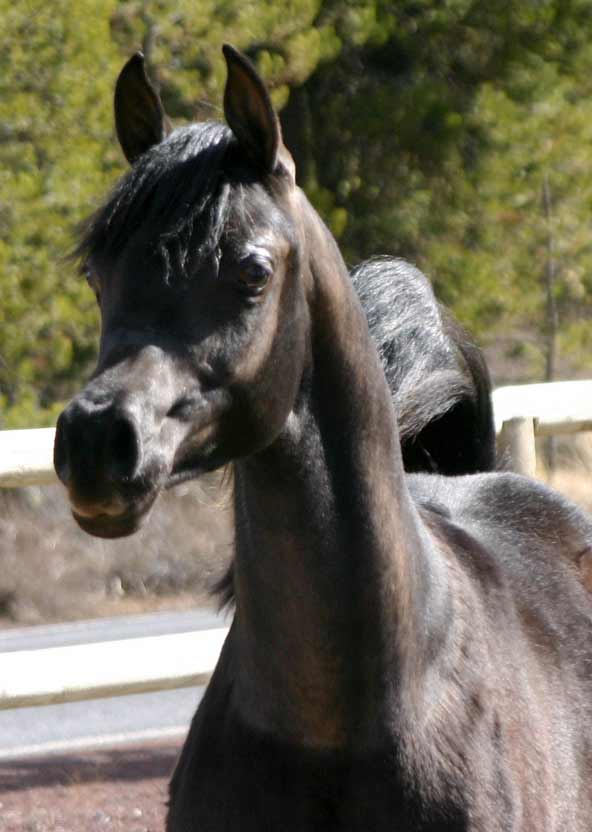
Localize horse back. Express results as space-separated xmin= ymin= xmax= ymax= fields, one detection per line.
xmin=409 ymin=471 xmax=592 ymax=829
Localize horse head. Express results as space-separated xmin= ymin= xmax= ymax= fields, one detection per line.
xmin=54 ymin=47 xmax=309 ymax=538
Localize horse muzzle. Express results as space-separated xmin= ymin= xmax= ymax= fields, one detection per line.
xmin=71 ymin=495 xmax=159 ymax=539
xmin=53 ymin=338 xmax=230 ymax=538
xmin=54 ymin=391 xmax=173 ymax=537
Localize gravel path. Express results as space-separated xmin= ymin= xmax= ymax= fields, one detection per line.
xmin=0 ymin=742 xmax=180 ymax=831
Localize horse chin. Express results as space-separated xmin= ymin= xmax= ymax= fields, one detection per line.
xmin=166 ymin=446 xmax=229 ymax=488
xmin=71 ymin=494 xmax=159 ymax=539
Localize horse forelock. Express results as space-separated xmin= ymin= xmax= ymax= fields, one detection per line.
xmin=75 ymin=122 xmax=237 ymax=282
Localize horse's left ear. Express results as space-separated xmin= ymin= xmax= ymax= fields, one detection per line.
xmin=114 ymin=52 xmax=172 ymax=165
xmin=222 ymin=44 xmax=291 ymax=177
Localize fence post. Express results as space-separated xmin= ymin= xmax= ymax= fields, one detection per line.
xmin=497 ymin=417 xmax=537 ymax=477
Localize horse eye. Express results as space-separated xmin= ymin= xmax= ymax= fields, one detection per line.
xmin=237 ymin=260 xmax=272 ymax=294
xmin=84 ymin=265 xmax=101 ymax=305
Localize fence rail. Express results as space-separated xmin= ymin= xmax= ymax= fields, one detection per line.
xmin=492 ymin=379 xmax=592 ymax=476
xmin=0 ymin=379 xmax=591 ymax=714
xmin=0 ymin=427 xmax=57 ymax=488
xmin=0 ymin=628 xmax=228 ymax=710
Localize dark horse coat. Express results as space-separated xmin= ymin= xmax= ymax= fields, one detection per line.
xmin=54 ymin=45 xmax=592 ymax=831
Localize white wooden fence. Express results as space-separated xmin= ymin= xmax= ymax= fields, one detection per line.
xmin=493 ymin=379 xmax=592 ymax=477
xmin=0 ymin=628 xmax=228 ymax=710
xmin=0 ymin=379 xmax=591 ymax=712
xmin=0 ymin=427 xmax=57 ymax=488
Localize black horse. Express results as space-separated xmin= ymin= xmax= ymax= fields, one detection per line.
xmin=352 ymin=257 xmax=495 ymax=474
xmin=55 ymin=47 xmax=592 ymax=830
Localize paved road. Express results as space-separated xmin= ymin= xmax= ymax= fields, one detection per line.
xmin=0 ymin=686 xmax=204 ymax=760
xmin=0 ymin=608 xmax=225 ymax=652
xmin=0 ymin=609 xmax=228 ymax=760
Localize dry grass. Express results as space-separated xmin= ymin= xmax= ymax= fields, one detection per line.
xmin=536 ymin=433 xmax=592 ymax=514
xmin=0 ymin=476 xmax=232 ymax=626
xmin=0 ymin=435 xmax=589 ymax=627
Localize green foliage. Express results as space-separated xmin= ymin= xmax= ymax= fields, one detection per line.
xmin=2 ymin=0 xmax=592 ymax=427
xmin=423 ymin=47 xmax=592 ymax=375
xmin=281 ymin=0 xmax=592 ymax=376
xmin=0 ymin=0 xmax=123 ymax=426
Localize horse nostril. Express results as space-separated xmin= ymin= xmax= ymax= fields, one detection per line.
xmin=54 ymin=412 xmax=72 ymax=486
xmin=106 ymin=415 xmax=142 ymax=481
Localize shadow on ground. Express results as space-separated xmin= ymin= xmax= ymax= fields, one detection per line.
xmin=0 ymin=742 xmax=179 ymax=793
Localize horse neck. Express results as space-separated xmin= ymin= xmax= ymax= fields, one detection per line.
xmin=231 ymin=194 xmax=446 ymax=751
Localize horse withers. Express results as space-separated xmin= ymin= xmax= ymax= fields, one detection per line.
xmin=54 ymin=46 xmax=592 ymax=831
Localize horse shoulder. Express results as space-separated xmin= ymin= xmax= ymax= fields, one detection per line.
xmin=403 ymin=474 xmax=592 ymax=826
xmin=410 ymin=471 xmax=592 ymax=585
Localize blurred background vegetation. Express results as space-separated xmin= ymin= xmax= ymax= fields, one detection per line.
xmin=1 ymin=0 xmax=592 ymax=625
xmin=2 ymin=0 xmax=592 ymax=428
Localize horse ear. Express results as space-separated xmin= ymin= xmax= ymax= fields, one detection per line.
xmin=222 ymin=44 xmax=283 ymax=174
xmin=114 ymin=52 xmax=172 ymax=165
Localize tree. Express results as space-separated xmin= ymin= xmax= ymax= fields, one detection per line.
xmin=0 ymin=0 xmax=338 ymax=426
xmin=0 ymin=0 xmax=122 ymax=426
xmin=424 ymin=50 xmax=592 ymax=378
xmin=280 ymin=0 xmax=592 ymax=379
xmin=2 ymin=0 xmax=592 ymax=427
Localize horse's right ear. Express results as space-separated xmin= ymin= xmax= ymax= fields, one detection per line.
xmin=114 ymin=52 xmax=172 ymax=165
xmin=222 ymin=44 xmax=284 ymax=175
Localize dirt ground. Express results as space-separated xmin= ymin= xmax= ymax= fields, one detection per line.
xmin=0 ymin=741 xmax=181 ymax=832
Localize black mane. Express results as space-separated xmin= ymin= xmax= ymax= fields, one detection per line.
xmin=76 ymin=123 xmax=235 ymax=281
xmin=352 ymin=256 xmax=466 ymax=440
xmin=352 ymin=256 xmax=496 ymax=474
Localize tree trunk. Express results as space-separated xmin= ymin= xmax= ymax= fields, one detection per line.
xmin=542 ymin=172 xmax=558 ymax=473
